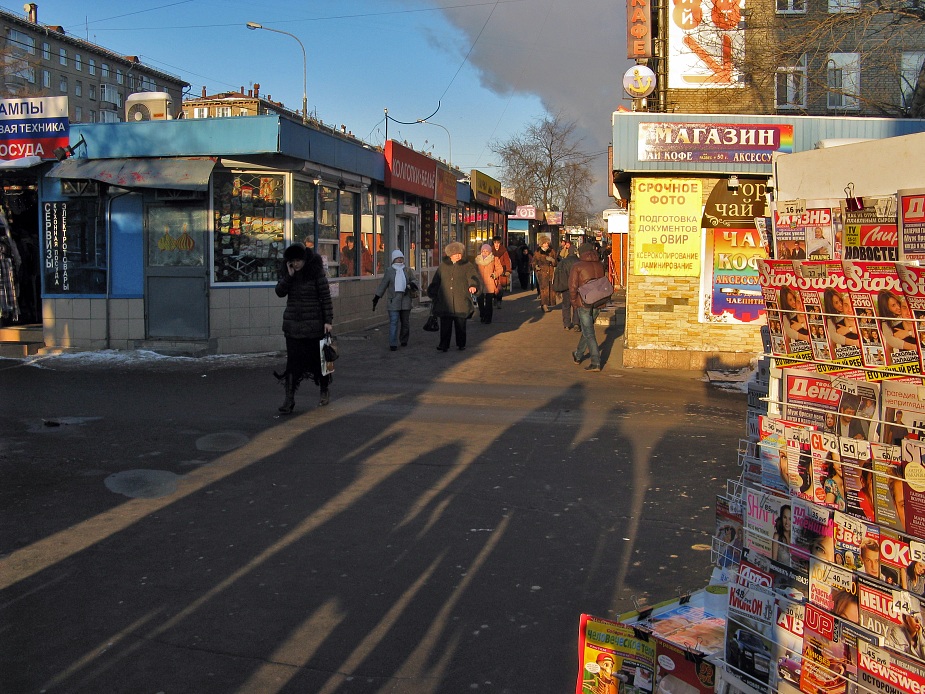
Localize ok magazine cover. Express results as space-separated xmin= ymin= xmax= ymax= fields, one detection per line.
xmin=576 ymin=614 xmax=655 ymax=694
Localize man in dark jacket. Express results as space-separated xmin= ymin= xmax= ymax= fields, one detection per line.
xmin=427 ymin=241 xmax=481 ymax=351
xmin=568 ymin=243 xmax=607 ymax=372
xmin=553 ymin=239 xmax=579 ymax=331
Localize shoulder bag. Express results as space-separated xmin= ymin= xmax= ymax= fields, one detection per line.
xmin=577 ymin=275 xmax=614 ymax=308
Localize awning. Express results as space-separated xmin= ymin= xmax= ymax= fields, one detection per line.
xmin=0 ymin=155 xmax=43 ymax=169
xmin=47 ymin=156 xmax=217 ymax=191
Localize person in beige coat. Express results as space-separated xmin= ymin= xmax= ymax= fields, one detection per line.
xmin=474 ymin=243 xmax=504 ymax=324
xmin=531 ymin=234 xmax=557 ymax=312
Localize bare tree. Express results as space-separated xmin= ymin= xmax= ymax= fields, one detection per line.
xmin=1 ymin=44 xmax=45 ymax=99
xmin=490 ymin=114 xmax=595 ymax=226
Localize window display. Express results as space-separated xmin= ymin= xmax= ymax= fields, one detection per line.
xmin=212 ymin=171 xmax=285 ymax=283
xmin=42 ymin=199 xmax=106 ymax=295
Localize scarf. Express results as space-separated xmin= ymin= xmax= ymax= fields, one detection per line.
xmin=475 ymin=254 xmax=495 ymax=267
xmin=392 ymin=263 xmax=407 ymax=292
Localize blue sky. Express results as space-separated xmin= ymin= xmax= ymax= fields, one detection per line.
xmin=5 ymin=0 xmax=632 ymax=212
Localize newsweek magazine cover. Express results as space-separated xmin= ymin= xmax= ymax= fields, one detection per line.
xmin=841 ymin=196 xmax=899 ymax=263
xmin=757 ymin=259 xmax=813 ymax=365
xmin=575 ymin=614 xmax=656 ymax=694
xmin=771 ymin=596 xmax=804 ymax=694
xmin=808 ymin=556 xmax=858 ymax=624
xmin=896 ymin=261 xmax=925 ymax=373
xmin=800 ymin=604 xmax=855 ymax=694
xmin=724 ymin=583 xmax=776 ymax=690
xmin=833 ymin=511 xmax=879 ymax=575
xmin=858 ymin=639 xmax=925 ymax=694
xmin=901 ymin=439 xmax=925 ymax=542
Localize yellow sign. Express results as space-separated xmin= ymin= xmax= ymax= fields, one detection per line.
xmin=470 ymin=170 xmax=501 ymax=206
xmin=633 ymin=178 xmax=702 ymax=276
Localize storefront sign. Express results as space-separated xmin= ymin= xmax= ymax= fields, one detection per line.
xmin=470 ymin=170 xmax=501 ymax=208
xmin=511 ymin=205 xmax=537 ymax=219
xmin=385 ymin=140 xmax=437 ymax=199
xmin=420 ymin=199 xmax=436 ymax=250
xmin=435 ymin=166 xmax=457 ymax=206
xmin=668 ymin=0 xmax=745 ymax=88
xmin=627 ymin=0 xmax=653 ymax=59
xmin=633 ymin=178 xmax=702 ymax=276
xmin=701 ymin=227 xmax=767 ymax=324
xmin=544 ymin=211 xmax=563 ymax=225
xmin=0 ymin=96 xmax=69 ymax=161
xmin=623 ymin=66 xmax=656 ymax=99
xmin=702 ymin=178 xmax=768 ymax=228
xmin=899 ymin=188 xmax=925 ymax=262
xmin=638 ymin=122 xmax=793 ymax=164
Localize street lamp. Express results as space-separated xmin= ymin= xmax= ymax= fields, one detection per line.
xmin=246 ymin=22 xmax=308 ymax=124
xmin=416 ymin=119 xmax=452 ymax=166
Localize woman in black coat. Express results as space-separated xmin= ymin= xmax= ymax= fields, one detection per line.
xmin=427 ymin=241 xmax=481 ymax=351
xmin=274 ymin=244 xmax=334 ymax=413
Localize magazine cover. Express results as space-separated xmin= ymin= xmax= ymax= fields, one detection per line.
xmin=858 ymin=575 xmax=905 ymax=643
xmin=873 ymin=440 xmax=905 ymax=534
xmin=770 ymin=597 xmax=804 ymax=693
xmin=781 ymin=370 xmax=879 ymax=442
xmin=840 ymin=436 xmax=877 ymax=524
xmin=576 ymin=614 xmax=656 ymax=694
xmin=743 ymin=486 xmax=789 ymax=563
xmin=790 ymin=498 xmax=834 ymax=579
xmin=898 ymin=188 xmax=925 ymax=262
xmin=812 ymin=430 xmax=843 ymax=510
xmin=650 ymin=636 xmax=716 ymax=694
xmin=774 ymin=207 xmax=835 ymax=261
xmin=809 ymin=259 xmax=864 ymax=372
xmin=858 ymin=639 xmax=925 ymax=694
xmin=833 ymin=510 xmax=879 ymax=577
xmin=636 ymin=603 xmax=727 ymax=656
xmin=841 ymin=196 xmax=899 ymax=263
xmin=881 ymin=377 xmax=925 ymax=448
xmin=896 ymin=261 xmax=925 ymax=373
xmin=843 ymin=259 xmax=920 ymax=379
xmin=716 ymin=493 xmax=744 ymax=569
xmin=902 ymin=439 xmax=925 ymax=542
xmin=757 ymin=259 xmax=812 ymax=365
xmin=800 ymin=604 xmax=855 ymax=694
xmin=808 ymin=556 xmax=858 ymax=624
xmin=724 ymin=583 xmax=776 ymax=689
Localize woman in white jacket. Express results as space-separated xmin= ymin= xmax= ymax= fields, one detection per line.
xmin=373 ymin=250 xmax=419 ymax=351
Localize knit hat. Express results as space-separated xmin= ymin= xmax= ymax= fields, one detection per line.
xmin=481 ymin=243 xmax=492 ymax=253
xmin=391 ymin=249 xmax=405 ymax=262
xmin=579 ymin=243 xmax=596 ymax=256
xmin=445 ymin=241 xmax=466 ymax=257
xmin=283 ymin=243 xmax=306 ymax=262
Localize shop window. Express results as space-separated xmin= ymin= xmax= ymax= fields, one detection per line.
xmin=360 ymin=190 xmax=379 ymax=275
xmin=318 ymin=185 xmax=339 ymax=276
xmin=147 ymin=205 xmax=207 ymax=268
xmin=293 ymin=177 xmax=317 ymax=248
xmin=43 ymin=199 xmax=107 ymax=295
xmin=212 ymin=171 xmax=286 ymax=284
xmin=338 ymin=189 xmax=371 ymax=276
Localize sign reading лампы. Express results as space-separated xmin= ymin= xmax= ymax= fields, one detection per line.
xmin=638 ymin=122 xmax=793 ymax=164
xmin=633 ymin=178 xmax=702 ymax=277
xmin=0 ymin=96 xmax=69 ymax=160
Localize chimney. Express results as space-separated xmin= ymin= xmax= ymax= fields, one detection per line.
xmin=247 ymin=89 xmax=252 ymax=97
xmin=240 ymin=86 xmax=244 ymax=95
xmin=25 ymin=3 xmax=37 ymax=23
xmin=201 ymin=86 xmax=207 ymax=97
xmin=253 ymin=83 xmax=260 ymax=98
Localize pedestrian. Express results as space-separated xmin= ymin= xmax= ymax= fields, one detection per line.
xmin=427 ymin=241 xmax=481 ymax=351
xmin=372 ymin=249 xmax=419 ymax=351
xmin=491 ymin=236 xmax=512 ymax=308
xmin=274 ymin=243 xmax=334 ymax=413
xmin=532 ymin=234 xmax=557 ymax=312
xmin=516 ymin=245 xmax=532 ymax=290
xmin=474 ymin=243 xmax=503 ymax=324
xmin=569 ymin=242 xmax=606 ymax=372
xmin=553 ymin=239 xmax=579 ymax=331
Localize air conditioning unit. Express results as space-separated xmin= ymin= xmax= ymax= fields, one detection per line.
xmin=125 ymin=92 xmax=173 ymax=122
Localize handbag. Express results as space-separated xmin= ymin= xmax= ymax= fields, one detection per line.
xmin=423 ymin=310 xmax=439 ymax=332
xmin=321 ymin=332 xmax=339 ymax=361
xmin=577 ymin=275 xmax=614 ymax=308
xmin=405 ymin=269 xmax=420 ymax=299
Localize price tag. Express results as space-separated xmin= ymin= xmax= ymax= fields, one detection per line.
xmin=779 ymin=199 xmax=807 ymax=215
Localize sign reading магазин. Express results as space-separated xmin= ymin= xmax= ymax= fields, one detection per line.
xmin=0 ymin=96 xmax=69 ymax=160
xmin=638 ymin=122 xmax=793 ymax=164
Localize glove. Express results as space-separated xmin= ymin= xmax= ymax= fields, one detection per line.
xmin=372 ymin=296 xmax=379 ymax=311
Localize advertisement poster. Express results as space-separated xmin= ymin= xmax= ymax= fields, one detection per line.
xmin=701 ymin=227 xmax=767 ymax=324
xmin=666 ymin=0 xmax=747 ymax=89
xmin=632 ymin=179 xmax=702 ymax=277
xmin=899 ymin=188 xmax=925 ymax=261
xmin=576 ymin=614 xmax=656 ymax=694
xmin=0 ymin=95 xmax=68 ymax=161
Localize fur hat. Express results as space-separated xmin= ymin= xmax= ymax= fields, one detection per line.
xmin=391 ymin=249 xmax=405 ymax=262
xmin=283 ymin=243 xmax=306 ymax=262
xmin=579 ymin=243 xmax=596 ymax=256
xmin=445 ymin=241 xmax=466 ymax=257
xmin=537 ymin=235 xmax=551 ymax=246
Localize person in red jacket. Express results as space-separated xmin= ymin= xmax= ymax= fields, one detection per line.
xmin=490 ymin=236 xmax=512 ymax=308
xmin=568 ymin=242 xmax=606 ymax=372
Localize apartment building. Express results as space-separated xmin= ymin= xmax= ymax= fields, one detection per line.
xmin=1 ymin=4 xmax=187 ymax=123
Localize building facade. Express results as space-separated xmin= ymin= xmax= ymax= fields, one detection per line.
xmin=1 ymin=4 xmax=187 ymax=124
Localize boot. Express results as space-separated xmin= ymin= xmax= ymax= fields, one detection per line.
xmin=319 ymin=387 xmax=330 ymax=407
xmin=278 ymin=373 xmax=296 ymax=414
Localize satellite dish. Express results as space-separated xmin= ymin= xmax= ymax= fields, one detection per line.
xmin=127 ymin=102 xmax=151 ymax=121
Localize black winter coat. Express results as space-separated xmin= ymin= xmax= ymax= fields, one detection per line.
xmin=428 ymin=256 xmax=481 ymax=318
xmin=275 ymin=250 xmax=333 ymax=340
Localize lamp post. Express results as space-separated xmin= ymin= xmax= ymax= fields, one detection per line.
xmin=416 ymin=119 xmax=452 ymax=166
xmin=246 ymin=22 xmax=308 ymax=124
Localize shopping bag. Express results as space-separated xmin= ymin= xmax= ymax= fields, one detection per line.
xmin=320 ymin=333 xmax=338 ymax=376
xmin=423 ymin=311 xmax=439 ymax=332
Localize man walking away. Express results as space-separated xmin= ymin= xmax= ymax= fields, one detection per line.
xmin=553 ymin=239 xmax=579 ymax=331
xmin=569 ymin=243 xmax=607 ymax=372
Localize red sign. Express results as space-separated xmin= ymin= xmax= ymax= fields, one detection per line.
xmin=627 ymin=0 xmax=653 ymax=59
xmin=384 ymin=141 xmax=437 ymax=199
xmin=435 ymin=167 xmax=457 ymax=206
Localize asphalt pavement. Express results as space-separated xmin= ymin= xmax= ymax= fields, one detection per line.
xmin=0 ymin=287 xmax=748 ymax=694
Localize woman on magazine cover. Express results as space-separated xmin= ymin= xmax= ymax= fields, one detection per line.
xmin=824 ymin=454 xmax=847 ymax=512
xmin=771 ymin=504 xmax=792 ymax=565
xmin=823 ymin=288 xmax=860 ymax=348
xmin=779 ymin=285 xmax=809 ymax=341
xmin=877 ymin=289 xmax=918 ymax=352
